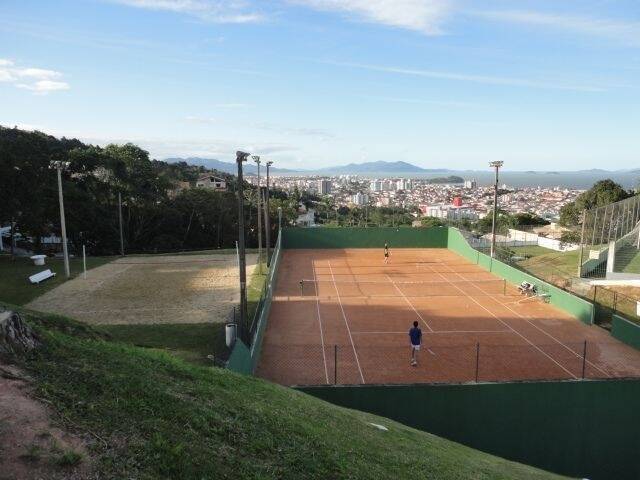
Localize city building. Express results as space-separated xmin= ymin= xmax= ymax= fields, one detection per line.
xmin=396 ymin=179 xmax=412 ymax=191
xmin=318 ymin=179 xmax=332 ymax=195
xmin=464 ymin=179 xmax=477 ymax=189
xmin=196 ymin=175 xmax=227 ymax=191
xmin=351 ymin=192 xmax=370 ymax=206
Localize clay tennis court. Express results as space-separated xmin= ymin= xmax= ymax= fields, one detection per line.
xmin=256 ymin=248 xmax=640 ymax=386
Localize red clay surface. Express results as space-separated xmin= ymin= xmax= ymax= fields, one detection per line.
xmin=256 ymin=248 xmax=640 ymax=386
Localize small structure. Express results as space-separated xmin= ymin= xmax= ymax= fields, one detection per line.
xmin=196 ymin=175 xmax=227 ymax=191
xmin=30 ymin=255 xmax=47 ymax=266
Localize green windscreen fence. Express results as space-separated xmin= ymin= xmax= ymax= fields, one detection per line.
xmin=227 ymin=231 xmax=283 ymax=374
xmin=282 ymin=226 xmax=448 ymax=249
xmin=446 ymin=228 xmax=595 ymax=325
xmin=300 ymin=379 xmax=640 ymax=480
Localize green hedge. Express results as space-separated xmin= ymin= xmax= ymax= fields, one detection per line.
xmin=300 ymin=380 xmax=640 ymax=480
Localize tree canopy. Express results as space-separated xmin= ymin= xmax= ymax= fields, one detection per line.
xmin=559 ymin=179 xmax=633 ymax=226
xmin=0 ymin=126 xmax=297 ymax=255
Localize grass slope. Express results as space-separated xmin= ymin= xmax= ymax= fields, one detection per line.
xmin=12 ymin=308 xmax=569 ymax=480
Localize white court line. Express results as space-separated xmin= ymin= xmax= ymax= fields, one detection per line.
xmin=312 ymin=260 xmax=330 ymax=385
xmin=353 ymin=330 xmax=512 ymax=335
xmin=385 ymin=274 xmax=433 ymax=332
xmin=424 ymin=264 xmax=577 ymax=379
xmin=328 ymin=261 xmax=366 ymax=384
xmin=440 ymin=263 xmax=611 ymax=378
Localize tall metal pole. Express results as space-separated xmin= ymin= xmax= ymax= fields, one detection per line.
xmin=54 ymin=164 xmax=71 ymax=278
xmin=577 ymin=210 xmax=587 ymax=277
xmin=489 ymin=161 xmax=504 ymax=258
xmin=265 ymin=161 xmax=273 ymax=266
xmin=278 ymin=206 xmax=282 ymax=232
xmin=118 ymin=191 xmax=125 ymax=256
xmin=253 ymin=156 xmax=262 ymax=275
xmin=236 ymin=151 xmax=250 ymax=340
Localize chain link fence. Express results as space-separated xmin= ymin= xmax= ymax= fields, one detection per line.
xmin=579 ymin=195 xmax=640 ymax=278
xmin=256 ymin=340 xmax=640 ymax=386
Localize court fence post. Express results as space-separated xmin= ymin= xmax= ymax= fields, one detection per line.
xmin=334 ymin=345 xmax=338 ymax=385
xmin=475 ymin=342 xmax=480 ymax=383
xmin=582 ymin=340 xmax=587 ymax=379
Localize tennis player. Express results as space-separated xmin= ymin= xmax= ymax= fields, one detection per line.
xmin=384 ymin=242 xmax=390 ymax=264
xmin=409 ymin=321 xmax=422 ymax=366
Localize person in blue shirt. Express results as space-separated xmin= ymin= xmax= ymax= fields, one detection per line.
xmin=409 ymin=321 xmax=422 ymax=367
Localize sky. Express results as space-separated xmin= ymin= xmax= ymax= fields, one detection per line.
xmin=0 ymin=0 xmax=639 ymax=170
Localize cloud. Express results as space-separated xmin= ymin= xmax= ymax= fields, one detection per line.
xmin=109 ymin=0 xmax=265 ymax=23
xmin=17 ymin=80 xmax=70 ymax=93
xmin=473 ymin=10 xmax=640 ymax=48
xmin=0 ymin=58 xmax=70 ymax=94
xmin=289 ymin=0 xmax=452 ymax=34
xmin=323 ymin=60 xmax=606 ymax=92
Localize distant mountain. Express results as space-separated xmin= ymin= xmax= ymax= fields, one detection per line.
xmin=164 ymin=158 xmax=447 ymax=175
xmin=318 ymin=161 xmax=446 ymax=174
xmin=164 ymin=157 xmax=299 ymax=175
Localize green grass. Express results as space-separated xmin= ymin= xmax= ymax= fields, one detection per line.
xmin=247 ymin=261 xmax=268 ymax=322
xmin=15 ymin=308 xmax=567 ymax=480
xmin=512 ymin=248 xmax=580 ymax=280
xmin=0 ymin=255 xmax=112 ymax=306
xmin=100 ymin=323 xmax=229 ymax=366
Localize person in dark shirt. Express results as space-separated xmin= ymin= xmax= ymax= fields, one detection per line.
xmin=384 ymin=242 xmax=390 ymax=264
xmin=409 ymin=321 xmax=422 ymax=367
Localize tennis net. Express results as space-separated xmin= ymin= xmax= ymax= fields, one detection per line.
xmin=299 ymin=278 xmax=508 ymax=297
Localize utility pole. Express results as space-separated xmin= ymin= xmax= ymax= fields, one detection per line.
xmin=118 ymin=191 xmax=125 ymax=256
xmin=265 ymin=160 xmax=273 ymax=266
xmin=489 ymin=161 xmax=504 ymax=258
xmin=236 ymin=151 xmax=250 ymax=340
xmin=50 ymin=161 xmax=71 ymax=278
xmin=252 ymin=155 xmax=262 ymax=275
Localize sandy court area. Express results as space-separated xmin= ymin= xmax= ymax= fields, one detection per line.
xmin=27 ymin=254 xmax=257 ymax=325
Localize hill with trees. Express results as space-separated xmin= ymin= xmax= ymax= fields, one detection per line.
xmin=0 ymin=126 xmax=297 ymax=255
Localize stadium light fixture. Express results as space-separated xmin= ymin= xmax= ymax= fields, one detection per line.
xmin=489 ymin=161 xmax=504 ymax=258
xmin=253 ymin=155 xmax=262 ymax=274
xmin=49 ymin=160 xmax=71 ymax=278
xmin=236 ymin=151 xmax=250 ymax=338
xmin=265 ymin=160 xmax=273 ymax=266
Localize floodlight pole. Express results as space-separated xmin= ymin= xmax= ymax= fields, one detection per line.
xmin=253 ymin=156 xmax=262 ymax=275
xmin=265 ymin=161 xmax=273 ymax=266
xmin=51 ymin=161 xmax=71 ymax=278
xmin=118 ymin=191 xmax=125 ymax=256
xmin=489 ymin=161 xmax=504 ymax=258
xmin=236 ymin=151 xmax=250 ymax=340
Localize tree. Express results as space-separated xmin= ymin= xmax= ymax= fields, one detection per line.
xmin=421 ymin=217 xmax=446 ymax=228
xmin=560 ymin=179 xmax=632 ymax=226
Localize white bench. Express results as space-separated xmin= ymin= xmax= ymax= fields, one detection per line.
xmin=29 ymin=269 xmax=56 ymax=284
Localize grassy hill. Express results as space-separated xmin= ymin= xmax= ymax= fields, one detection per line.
xmin=2 ymin=306 xmax=569 ymax=480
